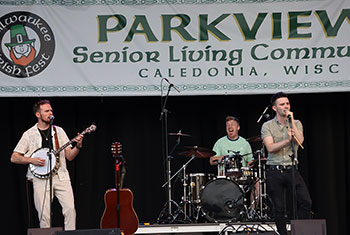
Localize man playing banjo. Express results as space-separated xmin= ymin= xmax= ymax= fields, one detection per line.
xmin=10 ymin=100 xmax=84 ymax=230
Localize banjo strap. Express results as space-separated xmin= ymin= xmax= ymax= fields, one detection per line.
xmin=52 ymin=125 xmax=60 ymax=150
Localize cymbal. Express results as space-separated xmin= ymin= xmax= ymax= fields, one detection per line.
xmin=168 ymin=132 xmax=192 ymax=137
xmin=246 ymin=135 xmax=262 ymax=143
xmin=177 ymin=146 xmax=216 ymax=158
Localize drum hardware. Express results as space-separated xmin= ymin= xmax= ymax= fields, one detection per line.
xmin=159 ymin=154 xmax=195 ymax=223
xmin=218 ymin=152 xmax=252 ymax=180
xmin=246 ymin=134 xmax=272 ymax=220
xmin=222 ymin=152 xmax=243 ymax=177
xmin=162 ymin=145 xmax=216 ymax=189
xmin=157 ymin=200 xmax=181 ymax=224
xmin=245 ymin=147 xmax=273 ymax=221
xmin=185 ymin=173 xmax=216 ymax=223
xmin=169 ymin=146 xmax=216 ymax=223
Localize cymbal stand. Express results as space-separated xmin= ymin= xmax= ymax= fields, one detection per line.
xmin=162 ymin=155 xmax=196 ymax=223
xmin=256 ymin=148 xmax=264 ymax=218
xmin=182 ymin=164 xmax=187 ymax=218
xmin=248 ymin=147 xmax=272 ymax=221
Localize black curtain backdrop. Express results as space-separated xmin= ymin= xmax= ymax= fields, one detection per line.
xmin=2 ymin=92 xmax=349 ymax=235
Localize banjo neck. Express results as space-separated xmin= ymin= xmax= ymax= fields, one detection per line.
xmin=52 ymin=138 xmax=75 ymax=156
xmin=30 ymin=123 xmax=96 ymax=179
xmin=52 ymin=124 xmax=97 ymax=155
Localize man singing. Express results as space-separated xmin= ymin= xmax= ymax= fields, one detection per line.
xmin=261 ymin=92 xmax=312 ymax=235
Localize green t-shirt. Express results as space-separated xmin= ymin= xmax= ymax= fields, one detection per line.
xmin=212 ymin=136 xmax=253 ymax=167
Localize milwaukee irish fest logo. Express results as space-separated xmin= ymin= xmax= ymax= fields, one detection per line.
xmin=0 ymin=11 xmax=55 ymax=78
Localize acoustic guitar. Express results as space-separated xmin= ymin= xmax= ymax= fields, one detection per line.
xmin=100 ymin=142 xmax=139 ymax=235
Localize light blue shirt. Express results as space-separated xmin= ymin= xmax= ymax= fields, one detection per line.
xmin=213 ymin=136 xmax=253 ymax=166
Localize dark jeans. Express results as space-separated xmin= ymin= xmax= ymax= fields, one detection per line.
xmin=266 ymin=166 xmax=312 ymax=235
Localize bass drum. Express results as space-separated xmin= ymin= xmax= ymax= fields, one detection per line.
xmin=200 ymin=178 xmax=244 ymax=223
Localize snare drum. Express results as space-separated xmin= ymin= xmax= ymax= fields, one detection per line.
xmin=218 ymin=155 xmax=243 ymax=178
xmin=235 ymin=167 xmax=254 ymax=185
xmin=187 ymin=173 xmax=215 ymax=204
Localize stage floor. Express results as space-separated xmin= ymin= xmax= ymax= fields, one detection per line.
xmin=135 ymin=222 xmax=286 ymax=234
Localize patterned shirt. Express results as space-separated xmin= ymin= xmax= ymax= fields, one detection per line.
xmin=13 ymin=124 xmax=71 ymax=180
xmin=261 ymin=117 xmax=303 ymax=166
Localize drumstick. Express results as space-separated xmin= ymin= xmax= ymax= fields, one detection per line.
xmin=287 ymin=125 xmax=304 ymax=149
xmin=292 ymin=135 xmax=304 ymax=149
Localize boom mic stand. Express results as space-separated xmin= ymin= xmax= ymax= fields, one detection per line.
xmin=48 ymin=117 xmax=54 ymax=227
xmin=159 ymin=79 xmax=177 ymax=223
xmin=288 ymin=116 xmax=298 ymax=220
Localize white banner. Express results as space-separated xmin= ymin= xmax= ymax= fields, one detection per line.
xmin=0 ymin=0 xmax=350 ymax=96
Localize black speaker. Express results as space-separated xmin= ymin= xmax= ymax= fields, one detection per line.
xmin=27 ymin=227 xmax=63 ymax=235
xmin=291 ymin=219 xmax=327 ymax=235
xmin=54 ymin=228 xmax=120 ymax=235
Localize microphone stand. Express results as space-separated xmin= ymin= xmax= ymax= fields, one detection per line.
xmin=288 ymin=116 xmax=297 ymax=220
xmin=48 ymin=119 xmax=54 ymax=227
xmin=257 ymin=106 xmax=270 ymax=123
xmin=159 ymin=81 xmax=174 ymax=222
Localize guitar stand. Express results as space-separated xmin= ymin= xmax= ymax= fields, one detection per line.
xmin=113 ymin=155 xmax=124 ymax=229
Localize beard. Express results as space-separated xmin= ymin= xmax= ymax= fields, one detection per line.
xmin=39 ymin=115 xmax=51 ymax=125
xmin=10 ymin=45 xmax=36 ymax=66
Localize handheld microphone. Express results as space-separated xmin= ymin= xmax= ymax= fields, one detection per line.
xmin=49 ymin=115 xmax=55 ymax=124
xmin=163 ymin=78 xmax=181 ymax=93
xmin=284 ymin=109 xmax=292 ymax=119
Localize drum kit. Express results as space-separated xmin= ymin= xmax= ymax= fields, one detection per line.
xmin=158 ymin=132 xmax=273 ymax=224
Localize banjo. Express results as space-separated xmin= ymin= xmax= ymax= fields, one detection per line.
xmin=29 ymin=124 xmax=97 ymax=179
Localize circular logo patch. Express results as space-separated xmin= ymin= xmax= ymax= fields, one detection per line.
xmin=0 ymin=11 xmax=55 ymax=78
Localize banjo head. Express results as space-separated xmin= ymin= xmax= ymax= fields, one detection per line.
xmin=29 ymin=148 xmax=59 ymax=179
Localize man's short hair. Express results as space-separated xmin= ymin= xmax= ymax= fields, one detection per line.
xmin=225 ymin=115 xmax=240 ymax=125
xmin=33 ymin=99 xmax=50 ymax=115
xmin=270 ymin=92 xmax=288 ymax=106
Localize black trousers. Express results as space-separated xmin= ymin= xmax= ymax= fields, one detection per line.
xmin=266 ymin=166 xmax=312 ymax=235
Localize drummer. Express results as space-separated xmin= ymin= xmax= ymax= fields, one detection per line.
xmin=209 ymin=116 xmax=253 ymax=168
